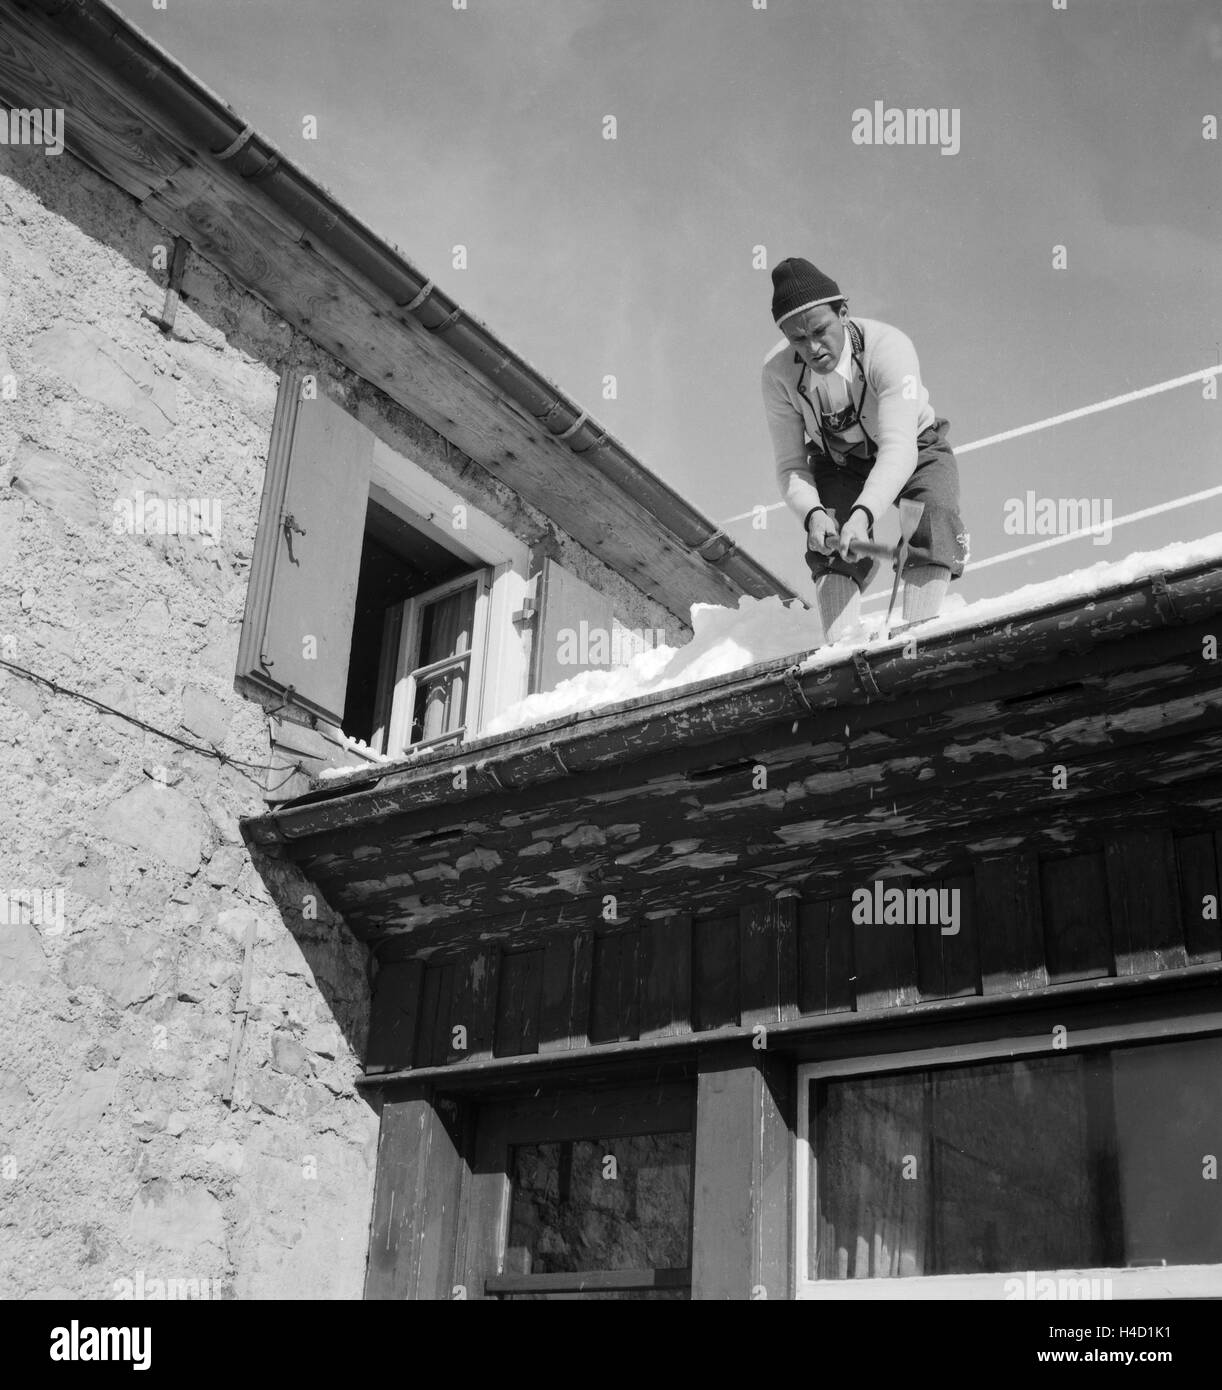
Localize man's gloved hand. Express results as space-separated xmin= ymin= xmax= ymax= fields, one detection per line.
xmin=837 ymin=506 xmax=872 ymax=561
xmin=806 ymin=508 xmax=840 ymax=555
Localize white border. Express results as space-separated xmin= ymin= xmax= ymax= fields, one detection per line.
xmin=794 ymin=1018 xmax=1222 ymax=1299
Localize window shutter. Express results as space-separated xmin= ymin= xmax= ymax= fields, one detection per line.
xmin=236 ymin=371 xmax=373 ymax=726
xmin=532 ymin=557 xmax=616 ymax=694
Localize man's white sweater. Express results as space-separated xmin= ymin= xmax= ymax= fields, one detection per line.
xmin=761 ymin=316 xmax=938 ymax=523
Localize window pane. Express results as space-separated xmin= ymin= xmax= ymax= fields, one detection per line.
xmin=929 ymin=1056 xmax=1114 ymax=1275
xmin=1112 ymin=1036 xmax=1222 ymax=1267
xmin=412 ymin=661 xmax=467 ymax=743
xmin=810 ymin=1042 xmax=1211 ymax=1280
xmin=506 ymin=1132 xmax=692 ymax=1275
xmin=418 ymin=583 xmax=475 ymax=667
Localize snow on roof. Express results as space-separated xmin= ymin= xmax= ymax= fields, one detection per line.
xmin=318 ymin=531 xmax=1222 ymax=775
xmin=485 ymin=531 xmax=1222 ymax=737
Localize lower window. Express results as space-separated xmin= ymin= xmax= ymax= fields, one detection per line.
xmin=463 ymin=1084 xmax=694 ymax=1300
xmin=796 ymin=1031 xmax=1222 ymax=1298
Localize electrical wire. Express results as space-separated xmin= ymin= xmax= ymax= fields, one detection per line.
xmin=0 ymin=656 xmax=306 ymax=792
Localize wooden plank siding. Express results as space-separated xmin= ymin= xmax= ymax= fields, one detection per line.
xmin=364 ymin=826 xmax=1220 ymax=1074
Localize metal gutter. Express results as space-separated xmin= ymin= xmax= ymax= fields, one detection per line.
xmin=26 ymin=0 xmax=788 ymax=601
xmin=242 ymin=556 xmax=1222 ymax=845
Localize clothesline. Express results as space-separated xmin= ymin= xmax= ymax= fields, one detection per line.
xmin=719 ymin=362 xmax=1222 ymax=528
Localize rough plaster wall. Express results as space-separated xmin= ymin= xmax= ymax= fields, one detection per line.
xmin=0 ymin=148 xmax=379 ymax=1299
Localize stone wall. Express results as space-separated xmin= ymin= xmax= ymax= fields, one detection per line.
xmin=0 ymin=142 xmax=385 ymax=1300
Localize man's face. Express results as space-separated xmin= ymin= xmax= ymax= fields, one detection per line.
xmin=782 ymin=303 xmax=848 ymax=374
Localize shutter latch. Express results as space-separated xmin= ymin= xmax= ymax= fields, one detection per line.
xmin=282 ymin=512 xmax=306 ymax=564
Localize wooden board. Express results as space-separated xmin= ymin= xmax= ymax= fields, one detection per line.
xmin=1105 ymin=830 xmax=1188 ymax=976
xmin=914 ymin=873 xmax=981 ymax=1001
xmin=532 ymin=557 xmax=618 ymax=695
xmin=640 ymin=914 xmax=693 ymax=1040
xmin=364 ymin=1091 xmax=465 ymax=1300
xmin=366 ymin=958 xmax=424 ymax=1073
xmin=588 ymin=928 xmax=641 ymax=1045
xmin=448 ymin=947 xmax=499 ymax=1064
xmin=1175 ymin=833 xmax=1221 ymax=963
xmin=852 ymin=877 xmax=921 ymax=1012
xmin=492 ymin=948 xmax=543 ymax=1058
xmin=975 ymin=853 xmax=1048 ymax=994
xmin=691 ymin=1054 xmax=790 ymax=1300
xmin=0 ymin=5 xmax=190 ymax=200
xmin=797 ymin=898 xmax=854 ymax=1015
xmin=1040 ymin=852 xmax=1113 ymax=983
xmin=692 ymin=914 xmax=740 ymax=1032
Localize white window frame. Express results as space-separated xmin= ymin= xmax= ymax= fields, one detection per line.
xmin=795 ymin=1017 xmax=1222 ymax=1300
xmin=359 ymin=438 xmax=530 ymax=748
xmin=384 ymin=568 xmax=491 ymax=756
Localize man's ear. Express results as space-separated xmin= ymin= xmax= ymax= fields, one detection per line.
xmin=839 ymin=302 xmax=850 ymax=320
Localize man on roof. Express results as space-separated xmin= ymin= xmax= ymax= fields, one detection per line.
xmin=761 ymin=257 xmax=968 ymax=641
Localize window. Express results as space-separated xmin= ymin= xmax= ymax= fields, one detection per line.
xmin=796 ymin=1030 xmax=1222 ymax=1298
xmin=236 ymin=371 xmax=531 ymax=762
xmin=462 ymin=1084 xmax=695 ymax=1299
xmin=384 ymin=570 xmax=489 ymax=754
xmin=500 ymin=1131 xmax=693 ymax=1297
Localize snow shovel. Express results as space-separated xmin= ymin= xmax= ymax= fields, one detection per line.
xmin=842 ymin=499 xmax=926 ymax=636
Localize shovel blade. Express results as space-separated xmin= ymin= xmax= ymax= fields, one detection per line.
xmin=898 ymin=499 xmax=925 ymax=544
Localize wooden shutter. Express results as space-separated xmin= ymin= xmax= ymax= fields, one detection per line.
xmin=236 ymin=371 xmax=373 ymax=725
xmin=531 ymin=557 xmax=616 ymax=694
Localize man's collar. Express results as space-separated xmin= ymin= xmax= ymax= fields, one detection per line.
xmin=831 ymin=329 xmax=855 ymax=382
xmin=792 ymin=326 xmax=856 ymax=380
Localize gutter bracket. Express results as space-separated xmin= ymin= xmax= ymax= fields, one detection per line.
xmin=572 ymin=429 xmax=609 ymax=456
xmin=852 ymin=651 xmax=882 ymax=698
xmin=534 ymin=398 xmax=566 ymax=429
xmin=477 ymin=759 xmax=506 ymax=792
xmin=214 ymin=123 xmax=256 ymax=162
xmin=782 ymin=663 xmax=814 ymax=715
xmin=555 ymin=411 xmax=588 ymax=443
xmin=428 ymin=306 xmax=463 ymax=335
xmin=545 ymin=741 xmax=572 ymax=776
xmin=1147 ymin=571 xmax=1180 ymax=625
xmin=697 ymin=529 xmax=737 ymax=564
xmin=399 ymin=279 xmax=435 ymax=313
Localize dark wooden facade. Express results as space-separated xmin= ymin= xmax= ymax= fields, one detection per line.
xmin=362 ymin=831 xmax=1219 ymax=1077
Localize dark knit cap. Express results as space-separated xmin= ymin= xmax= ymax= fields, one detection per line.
xmin=770 ymin=257 xmax=843 ymax=324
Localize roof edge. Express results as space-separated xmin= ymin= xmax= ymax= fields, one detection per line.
xmin=243 ymin=553 xmax=1222 ymax=845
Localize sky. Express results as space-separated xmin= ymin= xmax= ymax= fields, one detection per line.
xmin=112 ymin=0 xmax=1222 ymax=606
